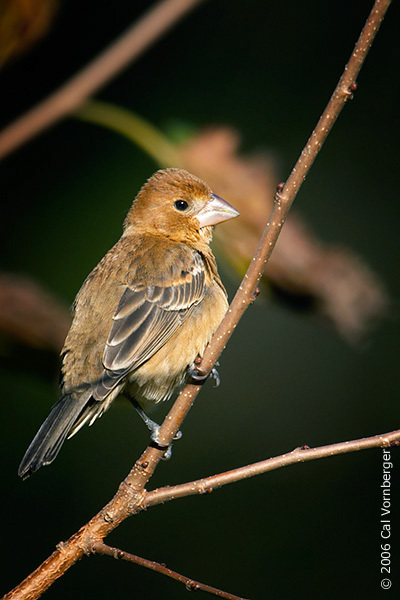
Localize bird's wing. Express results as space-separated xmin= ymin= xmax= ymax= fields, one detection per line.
xmin=92 ymin=251 xmax=206 ymax=401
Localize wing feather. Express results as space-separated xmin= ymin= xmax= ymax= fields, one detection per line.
xmin=107 ymin=300 xmax=153 ymax=345
xmin=92 ymin=251 xmax=206 ymax=402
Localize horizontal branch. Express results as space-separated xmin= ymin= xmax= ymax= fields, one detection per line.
xmin=145 ymin=429 xmax=400 ymax=507
xmin=93 ymin=542 xmax=249 ymax=600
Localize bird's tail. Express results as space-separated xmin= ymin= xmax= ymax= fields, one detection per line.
xmin=18 ymin=391 xmax=91 ymax=479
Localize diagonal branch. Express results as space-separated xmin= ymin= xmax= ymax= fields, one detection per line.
xmin=195 ymin=0 xmax=393 ymax=380
xmin=0 ymin=0 xmax=206 ymax=160
xmin=2 ymin=1 xmax=392 ymax=599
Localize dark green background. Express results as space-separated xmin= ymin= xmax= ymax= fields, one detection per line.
xmin=1 ymin=1 xmax=399 ymax=598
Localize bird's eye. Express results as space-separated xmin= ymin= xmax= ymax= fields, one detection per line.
xmin=174 ymin=200 xmax=189 ymax=211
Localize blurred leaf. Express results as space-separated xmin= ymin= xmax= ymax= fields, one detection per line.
xmin=181 ymin=127 xmax=389 ymax=343
xmin=0 ymin=0 xmax=58 ymax=69
xmin=0 ymin=272 xmax=70 ymax=353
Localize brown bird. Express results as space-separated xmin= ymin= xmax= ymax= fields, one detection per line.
xmin=18 ymin=168 xmax=239 ymax=478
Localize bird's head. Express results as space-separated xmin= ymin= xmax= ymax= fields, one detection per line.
xmin=124 ymin=168 xmax=239 ymax=244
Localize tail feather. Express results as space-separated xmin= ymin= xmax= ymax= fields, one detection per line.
xmin=18 ymin=392 xmax=92 ymax=479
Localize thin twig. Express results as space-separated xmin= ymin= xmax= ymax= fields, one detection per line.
xmin=93 ymin=542 xmax=249 ymax=600
xmin=145 ymin=430 xmax=400 ymax=507
xmin=0 ymin=0 xmax=206 ymax=160
xmin=2 ymin=2 xmax=392 ymax=599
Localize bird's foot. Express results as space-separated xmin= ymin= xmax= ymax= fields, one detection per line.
xmin=126 ymin=394 xmax=182 ymax=458
xmin=150 ymin=426 xmax=182 ymax=446
xmin=189 ymin=361 xmax=220 ymax=387
xmin=209 ymin=366 xmax=221 ymax=387
xmin=150 ymin=428 xmax=182 ymax=460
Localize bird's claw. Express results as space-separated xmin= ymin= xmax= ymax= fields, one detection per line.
xmin=189 ymin=363 xmax=220 ymax=387
xmin=150 ymin=427 xmax=182 ymax=460
xmin=128 ymin=395 xmax=182 ymax=450
xmin=209 ymin=367 xmax=221 ymax=387
xmin=161 ymin=446 xmax=173 ymax=460
xmin=150 ymin=426 xmax=162 ymax=446
xmin=150 ymin=437 xmax=174 ymax=461
xmin=150 ymin=428 xmax=182 ymax=445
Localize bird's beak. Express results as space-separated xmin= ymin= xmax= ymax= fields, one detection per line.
xmin=196 ymin=193 xmax=239 ymax=228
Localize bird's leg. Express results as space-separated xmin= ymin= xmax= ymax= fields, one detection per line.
xmin=189 ymin=357 xmax=220 ymax=387
xmin=124 ymin=393 xmax=182 ymax=459
xmin=129 ymin=396 xmax=162 ymax=443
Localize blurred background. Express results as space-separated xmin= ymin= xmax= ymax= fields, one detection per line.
xmin=1 ymin=0 xmax=399 ymax=598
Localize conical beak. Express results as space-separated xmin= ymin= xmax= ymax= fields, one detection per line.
xmin=196 ymin=193 xmax=239 ymax=228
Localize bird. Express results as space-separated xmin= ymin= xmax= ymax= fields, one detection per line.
xmin=18 ymin=168 xmax=239 ymax=479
